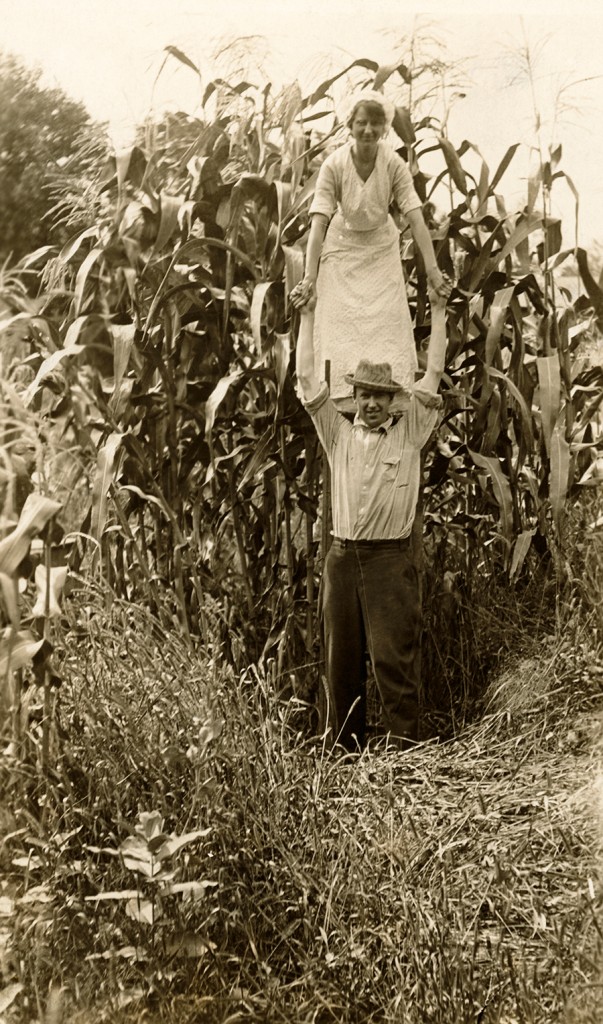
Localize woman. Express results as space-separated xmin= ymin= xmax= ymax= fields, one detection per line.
xmin=292 ymin=90 xmax=447 ymax=406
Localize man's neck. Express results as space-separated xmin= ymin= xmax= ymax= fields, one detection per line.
xmin=353 ymin=413 xmax=393 ymax=432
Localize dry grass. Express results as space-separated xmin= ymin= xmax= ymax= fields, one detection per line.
xmin=1 ymin=585 xmax=603 ymax=1024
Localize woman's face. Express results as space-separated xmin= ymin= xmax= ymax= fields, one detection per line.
xmin=350 ymin=104 xmax=386 ymax=148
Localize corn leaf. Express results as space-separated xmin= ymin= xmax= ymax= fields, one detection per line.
xmin=91 ymin=434 xmax=124 ymax=542
xmin=31 ymin=565 xmax=68 ymax=619
xmin=0 ymin=494 xmax=63 ymax=576
xmin=58 ymin=226 xmax=98 ymax=264
xmin=282 ymin=244 xmax=305 ymax=303
xmin=550 ymin=424 xmax=571 ymax=529
xmin=115 ymin=148 xmax=134 ymax=194
xmin=484 ymin=287 xmax=515 ymax=366
xmin=164 ymin=45 xmax=202 ymax=78
xmin=0 ymin=574 xmax=19 ymax=627
xmin=153 ymin=193 xmax=183 ymax=253
xmin=467 ymin=142 xmax=490 ymax=219
xmin=237 ymin=426 xmax=277 ymax=491
xmin=110 ymin=323 xmax=136 ymax=395
xmin=488 ymin=367 xmax=534 ymax=453
xmin=23 ymin=344 xmax=84 ymax=405
xmin=204 ymin=371 xmax=244 ymax=441
xmin=303 ymin=59 xmax=378 ymax=109
xmin=487 ymin=145 xmax=520 ymax=194
xmin=273 ymin=332 xmax=291 ymax=400
xmin=373 ymin=60 xmax=411 ymax=89
xmin=271 ymin=180 xmax=292 ymax=248
xmin=494 ymin=213 xmax=543 ymax=267
xmin=286 ymin=167 xmax=320 ymax=222
xmin=468 ymin=450 xmax=513 ymax=539
xmin=0 ymin=530 xmax=32 ymax=577
xmin=392 ymin=106 xmax=415 ymax=146
xmin=202 ymin=78 xmax=255 ymax=107
xmin=18 ymin=493 xmax=63 ymax=536
xmin=0 ymin=629 xmax=45 ymax=676
xmin=275 ymin=81 xmax=303 ymax=134
xmin=510 ymin=529 xmax=535 ymax=580
xmin=281 ymin=124 xmax=306 ymax=194
xmin=527 ymin=170 xmax=540 ymax=215
xmin=537 ymin=355 xmax=561 ymax=457
xmin=0 ymin=983 xmax=23 ymax=1015
xmin=482 ymin=388 xmax=501 ymax=453
xmin=74 ymin=247 xmax=103 ymax=316
xmin=118 ymin=484 xmax=168 ymax=513
xmin=438 ymin=137 xmax=468 ymax=195
xmin=250 ymin=282 xmax=275 ymax=356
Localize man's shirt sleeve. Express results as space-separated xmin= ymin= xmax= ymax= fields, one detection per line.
xmin=303 ymin=383 xmax=342 ymax=456
xmin=406 ymin=385 xmax=443 ymax=449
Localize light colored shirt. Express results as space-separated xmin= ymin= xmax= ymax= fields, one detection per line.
xmin=308 ymin=141 xmax=421 ymax=237
xmin=304 ymin=384 xmax=442 ymax=540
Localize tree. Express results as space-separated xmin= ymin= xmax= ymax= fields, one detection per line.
xmin=0 ymin=51 xmax=95 ymax=261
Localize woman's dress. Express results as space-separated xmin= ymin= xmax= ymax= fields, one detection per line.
xmin=309 ymin=141 xmax=422 ymax=408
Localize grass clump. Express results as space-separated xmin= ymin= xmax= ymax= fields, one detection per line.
xmin=1 ymin=580 xmax=603 ymax=1024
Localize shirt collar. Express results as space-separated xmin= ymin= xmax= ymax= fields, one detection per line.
xmin=353 ymin=413 xmax=394 ymax=434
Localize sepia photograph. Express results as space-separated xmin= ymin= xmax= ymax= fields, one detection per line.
xmin=1 ymin=1 xmax=602 ymax=1021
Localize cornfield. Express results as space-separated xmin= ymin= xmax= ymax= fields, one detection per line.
xmin=1 ymin=47 xmax=603 ymax=737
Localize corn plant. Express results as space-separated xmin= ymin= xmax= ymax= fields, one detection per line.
xmin=1 ymin=47 xmax=601 ymax=717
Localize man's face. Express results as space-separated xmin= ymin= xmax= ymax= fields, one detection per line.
xmin=355 ymin=388 xmax=393 ymax=428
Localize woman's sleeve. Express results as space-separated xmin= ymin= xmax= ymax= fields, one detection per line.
xmin=390 ymin=152 xmax=422 ymax=216
xmin=308 ymin=152 xmax=339 ymax=219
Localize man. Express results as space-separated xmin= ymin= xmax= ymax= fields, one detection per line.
xmin=292 ymin=282 xmax=450 ymax=751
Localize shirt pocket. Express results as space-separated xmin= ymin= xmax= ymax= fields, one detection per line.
xmin=382 ymin=456 xmax=400 ymax=483
xmin=383 ymin=454 xmax=411 ymax=487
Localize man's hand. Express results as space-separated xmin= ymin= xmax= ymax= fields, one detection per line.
xmin=290 ymin=277 xmax=316 ymax=309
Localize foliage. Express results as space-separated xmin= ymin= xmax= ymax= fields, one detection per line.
xmin=0 ymin=51 xmax=100 ymax=263
xmin=0 ymin=592 xmax=602 ymax=1022
xmin=1 ymin=35 xmax=603 ymax=1024
xmin=1 ymin=44 xmax=603 ymax=718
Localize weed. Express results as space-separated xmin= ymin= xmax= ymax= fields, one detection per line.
xmin=1 ymin=585 xmax=602 ymax=1022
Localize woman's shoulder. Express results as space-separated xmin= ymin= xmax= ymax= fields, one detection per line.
xmin=324 ymin=141 xmax=352 ymax=167
xmin=315 ymin=142 xmax=353 ymax=186
xmin=377 ymin=141 xmax=406 ymax=168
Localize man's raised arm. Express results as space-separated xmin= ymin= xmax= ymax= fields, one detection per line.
xmin=416 ymin=284 xmax=450 ymax=394
xmin=293 ymin=294 xmax=321 ymax=404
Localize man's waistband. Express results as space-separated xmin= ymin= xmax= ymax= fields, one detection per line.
xmin=333 ymin=536 xmax=411 ymax=549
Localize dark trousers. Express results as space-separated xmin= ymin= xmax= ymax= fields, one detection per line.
xmin=320 ymin=538 xmax=421 ymax=752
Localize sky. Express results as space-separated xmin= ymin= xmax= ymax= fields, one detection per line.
xmin=2 ymin=0 xmax=603 ymax=248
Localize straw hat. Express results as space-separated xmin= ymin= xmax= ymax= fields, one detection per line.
xmin=344 ymin=360 xmax=403 ymax=394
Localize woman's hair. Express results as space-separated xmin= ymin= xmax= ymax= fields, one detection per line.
xmin=346 ymin=99 xmax=387 ymax=131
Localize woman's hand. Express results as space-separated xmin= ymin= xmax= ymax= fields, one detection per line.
xmin=427 ymin=278 xmax=451 ymax=309
xmin=290 ymin=277 xmax=316 ymax=309
xmin=427 ymin=267 xmax=452 ymax=299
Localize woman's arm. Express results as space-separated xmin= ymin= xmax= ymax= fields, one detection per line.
xmin=390 ymin=154 xmax=447 ymax=297
xmin=295 ymin=151 xmax=339 ymax=307
xmin=405 ymin=208 xmax=446 ymax=296
xmin=297 ymin=214 xmax=329 ymax=304
xmin=407 ymin=206 xmax=448 ymax=296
